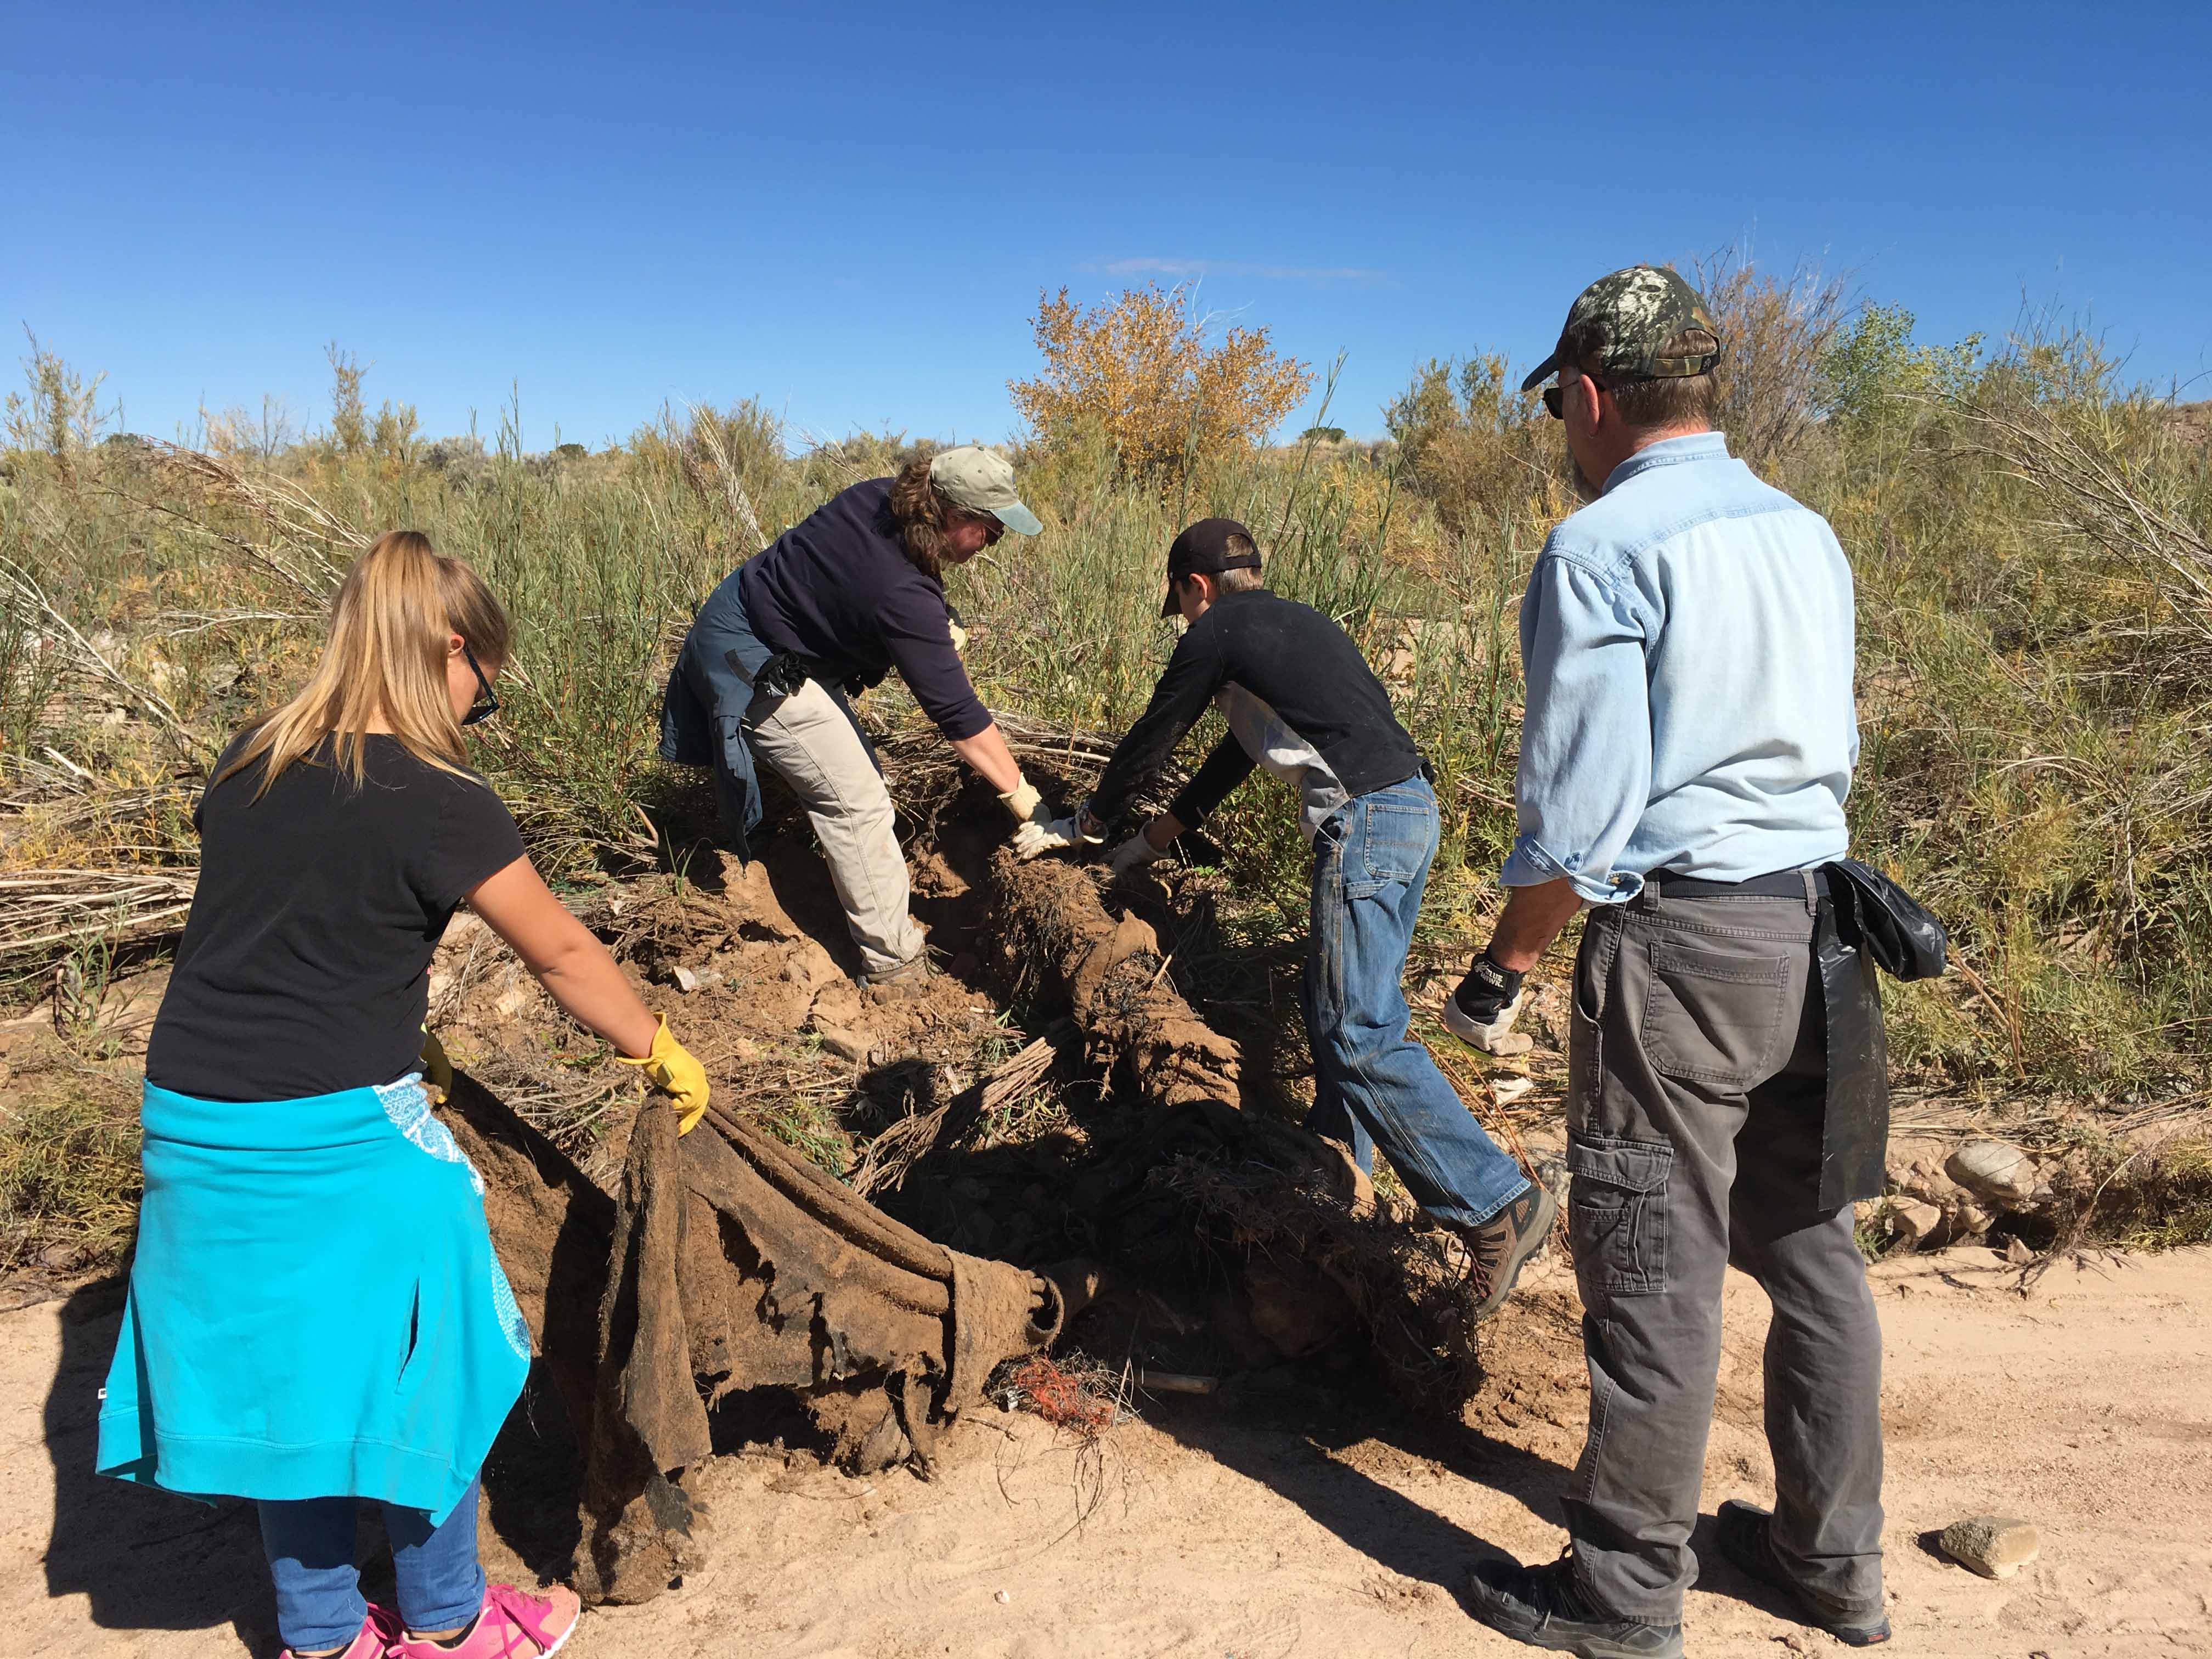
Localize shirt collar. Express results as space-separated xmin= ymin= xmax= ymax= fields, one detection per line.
xmin=1601 ymin=430 xmax=1730 ymax=494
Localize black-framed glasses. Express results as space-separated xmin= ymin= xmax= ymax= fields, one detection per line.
xmin=460 ymin=640 xmax=500 ymax=726
xmin=966 ymin=509 xmax=1006 ymax=545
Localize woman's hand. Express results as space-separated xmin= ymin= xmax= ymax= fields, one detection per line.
xmin=464 ymin=856 xmax=662 ymax=1058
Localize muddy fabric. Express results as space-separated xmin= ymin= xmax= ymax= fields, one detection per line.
xmin=575 ymin=1101 xmax=1062 ymax=1601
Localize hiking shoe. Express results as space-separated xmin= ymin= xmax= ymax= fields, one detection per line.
xmin=1715 ymin=1500 xmax=1891 ymax=1645
xmin=1463 ymin=1181 xmax=1558 ymax=1322
xmin=1465 ymin=1554 xmax=1683 ymax=1657
xmin=285 ymin=1605 xmax=398 ymax=1659
xmin=857 ymin=952 xmax=933 ymax=991
xmin=388 ymin=1584 xmax=580 ymax=1659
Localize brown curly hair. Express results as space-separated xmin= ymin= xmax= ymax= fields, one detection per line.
xmin=885 ymin=457 xmax=965 ymax=580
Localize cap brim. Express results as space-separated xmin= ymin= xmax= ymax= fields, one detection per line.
xmin=991 ymin=500 xmax=1043 ymax=537
xmin=1519 ymin=350 xmax=1564 ymax=394
xmin=1160 ymin=583 xmax=1178 ymax=620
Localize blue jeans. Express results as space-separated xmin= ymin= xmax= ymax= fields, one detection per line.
xmin=257 ymin=1479 xmax=485 ymax=1652
xmin=1301 ymin=777 xmax=1531 ymax=1228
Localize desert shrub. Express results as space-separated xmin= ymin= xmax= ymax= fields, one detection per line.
xmin=1695 ymin=249 xmax=1852 ymax=471
xmin=1008 ymin=283 xmax=1312 ymax=479
xmin=1383 ymin=352 xmax=1564 ymax=535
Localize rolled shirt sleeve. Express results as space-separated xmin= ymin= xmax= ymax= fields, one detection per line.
xmin=1503 ymin=552 xmax=1655 ymax=903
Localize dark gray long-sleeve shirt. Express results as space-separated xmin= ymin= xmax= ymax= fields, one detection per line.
xmin=1090 ymin=589 xmax=1424 ymax=837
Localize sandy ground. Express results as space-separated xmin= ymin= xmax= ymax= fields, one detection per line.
xmin=9 ymin=1245 xmax=2210 ymax=1659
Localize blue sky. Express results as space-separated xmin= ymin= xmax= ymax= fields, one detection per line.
xmin=5 ymin=2 xmax=2207 ymax=450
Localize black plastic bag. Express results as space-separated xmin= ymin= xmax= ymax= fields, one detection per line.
xmin=1823 ymin=858 xmax=1949 ymax=980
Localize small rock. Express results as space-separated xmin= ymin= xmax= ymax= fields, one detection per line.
xmin=673 ymin=966 xmax=699 ymax=994
xmin=1492 ymin=1076 xmax=1535 ymax=1105
xmin=994 ymin=1589 xmax=1011 ymax=1605
xmin=2004 ymin=1234 xmax=2034 ymax=1265
xmin=1888 ymin=1199 xmax=1944 ymax=1248
xmin=1948 ymin=1197 xmax=1993 ymax=1238
xmin=40 ymin=1242 xmax=81 ymax=1272
xmin=730 ymin=1036 xmax=760 ymax=1064
xmin=1938 ymin=1515 xmax=2039 ymax=1579
xmin=814 ymin=1023 xmax=867 ymax=1061
xmin=1946 ymin=1141 xmax=2039 ymax=1208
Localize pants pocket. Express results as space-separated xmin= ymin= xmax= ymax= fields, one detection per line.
xmin=1568 ymin=1132 xmax=1673 ymax=1296
xmin=1640 ymin=938 xmax=1791 ymax=1089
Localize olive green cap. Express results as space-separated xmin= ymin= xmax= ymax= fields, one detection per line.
xmin=928 ymin=445 xmax=1042 ymax=537
xmin=1520 ymin=265 xmax=1725 ymax=392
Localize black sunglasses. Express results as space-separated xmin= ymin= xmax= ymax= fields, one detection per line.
xmin=460 ymin=641 xmax=499 ymax=726
xmin=1543 ymin=374 xmax=1613 ymax=420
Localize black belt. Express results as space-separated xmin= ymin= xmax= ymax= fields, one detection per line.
xmin=1642 ymin=867 xmax=1830 ymax=901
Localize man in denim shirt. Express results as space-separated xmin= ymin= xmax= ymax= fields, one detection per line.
xmin=1456 ymin=269 xmax=1890 ymax=1656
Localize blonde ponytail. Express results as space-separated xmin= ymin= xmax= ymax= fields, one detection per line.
xmin=220 ymin=531 xmax=511 ymax=797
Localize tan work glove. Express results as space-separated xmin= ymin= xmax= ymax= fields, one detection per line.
xmin=616 ymin=1013 xmax=711 ymax=1134
xmin=949 ymin=619 xmax=969 ymax=654
xmin=998 ymin=774 xmax=1059 ymax=843
xmin=1107 ymin=827 xmax=1171 ymax=879
xmin=419 ymin=1027 xmax=454 ymax=1105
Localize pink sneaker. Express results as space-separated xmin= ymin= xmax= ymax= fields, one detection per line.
xmin=285 ymin=1603 xmax=399 ymax=1659
xmin=388 ymin=1584 xmax=581 ymax=1659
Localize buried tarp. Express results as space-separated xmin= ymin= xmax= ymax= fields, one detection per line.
xmin=438 ymin=1078 xmax=1066 ymax=1605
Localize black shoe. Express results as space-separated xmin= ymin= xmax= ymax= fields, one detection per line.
xmin=1465 ymin=1554 xmax=1683 ymax=1658
xmin=1463 ymin=1182 xmax=1559 ymax=1322
xmin=1715 ymin=1500 xmax=1891 ymax=1646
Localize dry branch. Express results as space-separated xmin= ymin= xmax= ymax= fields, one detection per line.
xmin=0 ymin=868 xmax=198 ymax=961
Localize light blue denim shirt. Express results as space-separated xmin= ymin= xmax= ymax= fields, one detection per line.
xmin=1503 ymin=431 xmax=1858 ymax=903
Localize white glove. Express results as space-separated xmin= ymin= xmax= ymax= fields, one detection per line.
xmin=1014 ymin=814 xmax=1085 ymax=861
xmin=1107 ymin=831 xmax=1170 ymax=879
xmin=949 ymin=619 xmax=969 ymax=654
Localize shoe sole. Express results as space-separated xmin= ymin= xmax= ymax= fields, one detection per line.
xmin=1471 ymin=1183 xmax=1559 ymax=1322
xmin=1466 ymin=1581 xmax=1684 ymax=1659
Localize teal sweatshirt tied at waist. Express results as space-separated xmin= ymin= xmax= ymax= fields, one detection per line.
xmin=98 ymin=1074 xmax=532 ymax=1524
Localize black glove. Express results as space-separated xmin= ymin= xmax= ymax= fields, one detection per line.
xmin=1452 ymin=952 xmax=1525 ymax=1022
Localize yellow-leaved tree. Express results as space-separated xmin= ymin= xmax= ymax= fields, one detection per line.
xmin=1008 ymin=284 xmax=1312 ymax=476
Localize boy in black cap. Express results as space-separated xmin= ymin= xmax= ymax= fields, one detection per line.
xmin=1018 ymin=520 xmax=1553 ymax=1319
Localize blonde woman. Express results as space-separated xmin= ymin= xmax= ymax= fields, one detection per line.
xmin=98 ymin=532 xmax=708 ymax=1659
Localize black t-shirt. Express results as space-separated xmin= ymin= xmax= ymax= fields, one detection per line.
xmin=147 ymin=733 xmax=527 ymax=1102
xmin=1089 ymin=589 xmax=1426 ymax=828
xmin=731 ymin=477 xmax=992 ymax=740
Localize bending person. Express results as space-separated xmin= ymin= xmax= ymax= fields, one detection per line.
xmin=99 ymin=531 xmax=708 ymax=1659
xmin=662 ymin=445 xmax=1052 ymax=986
xmin=1019 ymin=519 xmax=1554 ymax=1321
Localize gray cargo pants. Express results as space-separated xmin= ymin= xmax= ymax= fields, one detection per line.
xmin=1563 ymin=878 xmax=1884 ymax=1626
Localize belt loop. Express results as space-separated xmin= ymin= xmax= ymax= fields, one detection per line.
xmin=1640 ymin=874 xmax=1662 ymax=916
xmin=1802 ymin=868 xmax=1818 ymax=916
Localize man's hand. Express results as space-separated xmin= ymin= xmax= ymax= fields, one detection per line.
xmin=1015 ymin=797 xmax=1108 ymax=861
xmin=1441 ymin=951 xmax=1532 ymax=1056
xmin=1014 ymin=814 xmax=1082 ymax=860
xmin=1107 ymin=826 xmax=1171 ymax=879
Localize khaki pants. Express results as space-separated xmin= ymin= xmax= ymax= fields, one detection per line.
xmin=747 ymin=680 xmax=925 ymax=979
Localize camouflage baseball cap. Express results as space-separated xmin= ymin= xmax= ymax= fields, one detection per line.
xmin=1519 ymin=265 xmax=1724 ymax=393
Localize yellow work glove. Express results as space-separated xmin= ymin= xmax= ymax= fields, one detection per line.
xmin=419 ymin=1027 xmax=454 ymax=1105
xmin=616 ymin=1013 xmax=711 ymax=1135
xmin=949 ymin=619 xmax=969 ymax=654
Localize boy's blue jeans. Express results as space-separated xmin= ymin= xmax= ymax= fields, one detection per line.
xmin=257 ymin=1478 xmax=484 ymax=1652
xmin=1300 ymin=777 xmax=1531 ymax=1228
